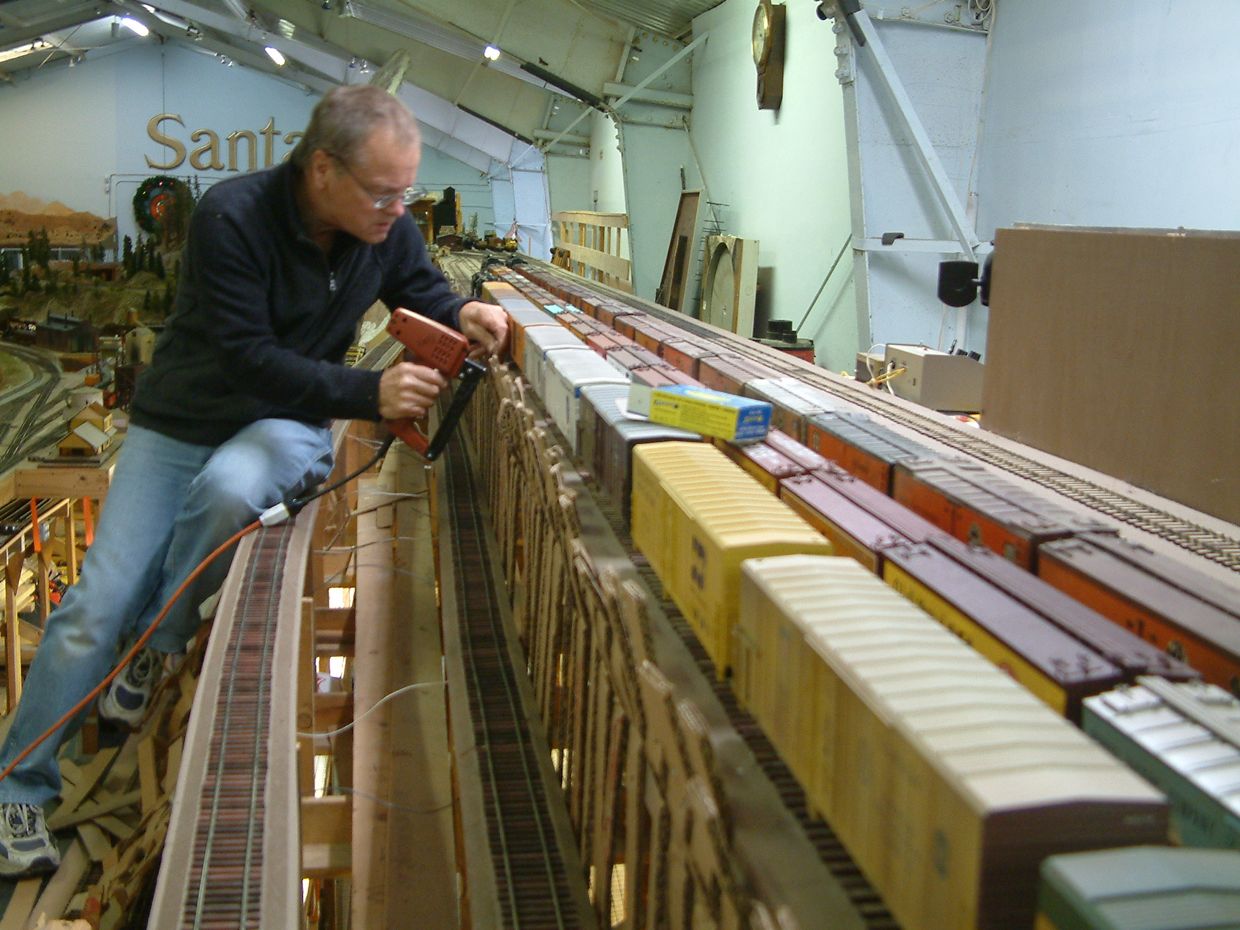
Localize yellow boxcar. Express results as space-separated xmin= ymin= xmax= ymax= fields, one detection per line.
xmin=739 ymin=555 xmax=1168 ymax=930
xmin=631 ymin=443 xmax=830 ymax=675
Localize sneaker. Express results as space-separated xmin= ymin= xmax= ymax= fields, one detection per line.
xmin=98 ymin=646 xmax=166 ymax=728
xmin=0 ymin=803 xmax=60 ymax=877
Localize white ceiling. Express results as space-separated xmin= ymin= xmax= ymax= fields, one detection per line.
xmin=0 ymin=0 xmax=723 ymax=163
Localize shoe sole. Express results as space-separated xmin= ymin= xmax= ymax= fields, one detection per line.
xmin=0 ymin=855 xmax=60 ymax=877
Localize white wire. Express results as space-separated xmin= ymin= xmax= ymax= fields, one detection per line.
xmin=329 ymin=785 xmax=452 ymax=816
xmin=862 ymin=343 xmax=896 ymax=395
xmin=936 ymin=304 xmax=950 ymax=352
xmin=313 ymin=535 xmax=422 ymax=555
xmin=297 ymin=679 xmax=445 ymax=739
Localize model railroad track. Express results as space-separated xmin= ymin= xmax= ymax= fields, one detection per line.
xmin=439 ymin=435 xmax=587 ymax=930
xmin=783 ymin=373 xmax=1240 ymax=573
xmin=0 ymin=378 xmax=65 ymax=473
xmin=506 ymin=259 xmax=1240 ymax=573
xmin=149 ymin=513 xmax=311 ymax=930
xmin=0 ymin=497 xmax=52 ymax=539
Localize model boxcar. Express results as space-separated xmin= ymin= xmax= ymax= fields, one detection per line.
xmin=780 ymin=472 xmax=918 ymax=573
xmin=540 ymin=350 xmax=628 ymax=453
xmin=928 ymin=534 xmax=1199 ymax=686
xmin=1083 ymin=676 xmax=1240 ymax=850
xmin=577 ymin=383 xmax=699 ymax=524
xmin=630 ymin=442 xmax=831 ymax=675
xmin=1039 ymin=533 xmax=1240 ymax=695
xmin=1037 ymin=846 xmax=1240 ymax=930
xmin=892 ymin=459 xmax=1113 ymax=569
xmin=806 ymin=410 xmax=937 ymax=493
xmin=737 ymin=555 xmax=1168 ymax=930
xmin=880 ymin=540 xmax=1125 ymax=719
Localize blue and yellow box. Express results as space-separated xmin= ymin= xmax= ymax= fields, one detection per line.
xmin=644 ymin=384 xmax=772 ymax=442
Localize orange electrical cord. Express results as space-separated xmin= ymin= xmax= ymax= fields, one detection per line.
xmin=0 ymin=518 xmax=262 ymax=786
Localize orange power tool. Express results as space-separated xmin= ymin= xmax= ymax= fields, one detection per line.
xmin=384 ymin=308 xmax=487 ymax=461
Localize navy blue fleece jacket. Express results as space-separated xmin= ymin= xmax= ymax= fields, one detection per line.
xmin=130 ymin=162 xmax=466 ymax=446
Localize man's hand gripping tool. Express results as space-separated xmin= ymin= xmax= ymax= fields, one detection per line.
xmin=385 ymin=308 xmax=487 ymax=461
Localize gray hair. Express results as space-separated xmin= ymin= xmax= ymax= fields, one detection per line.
xmin=291 ymin=85 xmax=420 ymax=170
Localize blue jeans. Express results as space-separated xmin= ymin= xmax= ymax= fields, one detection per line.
xmin=0 ymin=418 xmax=334 ymax=805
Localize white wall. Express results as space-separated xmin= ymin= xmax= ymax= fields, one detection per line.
xmin=545 ymin=153 xmax=592 ymax=218
xmin=590 ymin=110 xmax=628 ymax=214
xmin=828 ymin=0 xmax=1240 ymax=359
xmin=0 ymin=42 xmax=501 ymax=247
xmin=0 ymin=49 xmax=125 ymax=219
xmin=690 ymin=0 xmax=858 ymax=370
xmin=976 ymin=0 xmax=1240 ymax=237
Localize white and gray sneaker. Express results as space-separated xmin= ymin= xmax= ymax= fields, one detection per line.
xmin=98 ymin=645 xmax=168 ymax=728
xmin=0 ymin=802 xmax=60 ymax=876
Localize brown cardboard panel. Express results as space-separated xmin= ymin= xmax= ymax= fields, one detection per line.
xmin=982 ymin=226 xmax=1240 ymax=524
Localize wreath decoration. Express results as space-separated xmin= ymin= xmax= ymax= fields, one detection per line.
xmin=133 ymin=175 xmax=191 ymax=236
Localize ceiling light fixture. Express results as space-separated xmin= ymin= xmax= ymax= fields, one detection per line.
xmin=483 ymin=44 xmax=501 ymax=61
xmin=265 ymin=45 xmax=286 ymax=66
xmin=119 ymin=16 xmax=150 ymax=37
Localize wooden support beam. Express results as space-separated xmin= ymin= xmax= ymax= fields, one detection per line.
xmin=314 ymin=606 xmax=356 ymax=638
xmin=299 ymin=597 xmax=317 ymax=795
xmin=302 ymin=843 xmax=352 ymax=879
xmin=302 ymin=795 xmax=352 ymax=846
xmin=4 ymin=555 xmax=23 ymax=711
xmin=314 ymin=693 xmax=352 ymax=733
xmin=314 ymin=634 xmax=355 ymax=658
xmin=351 ymin=450 xmax=455 ymax=929
xmin=14 ymin=462 xmax=114 ymax=499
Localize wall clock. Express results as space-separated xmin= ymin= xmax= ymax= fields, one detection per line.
xmin=752 ymin=0 xmax=786 ymax=111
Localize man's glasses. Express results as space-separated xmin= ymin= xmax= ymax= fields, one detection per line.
xmin=333 ymin=155 xmax=423 ymax=209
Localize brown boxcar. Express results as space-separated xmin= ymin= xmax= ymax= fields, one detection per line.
xmin=805 ymin=410 xmax=936 ymax=493
xmin=1038 ymin=533 xmax=1240 ymax=696
xmin=715 ymin=439 xmax=806 ymax=494
xmin=927 ymin=533 xmax=1200 ymax=686
xmin=697 ymin=354 xmax=781 ymax=396
xmin=892 ymin=459 xmax=1114 ymax=569
xmin=778 ymin=473 xmax=910 ymax=573
xmin=813 ymin=463 xmax=943 ymax=544
xmin=880 ymin=540 xmax=1125 ymax=719
xmin=661 ymin=338 xmax=721 ymax=379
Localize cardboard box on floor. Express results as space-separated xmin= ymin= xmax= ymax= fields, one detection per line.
xmin=983 ymin=225 xmax=1240 ymax=525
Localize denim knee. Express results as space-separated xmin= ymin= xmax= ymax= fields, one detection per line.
xmin=187 ymin=467 xmax=276 ymax=529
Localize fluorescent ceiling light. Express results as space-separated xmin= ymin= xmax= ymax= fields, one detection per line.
xmin=265 ymin=45 xmax=286 ymax=66
xmin=483 ymin=44 xmax=501 ymax=61
xmin=119 ymin=16 xmax=150 ymax=37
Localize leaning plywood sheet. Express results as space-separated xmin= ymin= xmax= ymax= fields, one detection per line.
xmin=656 ymin=191 xmax=701 ymax=314
xmin=982 ymin=225 xmax=1240 ymax=524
